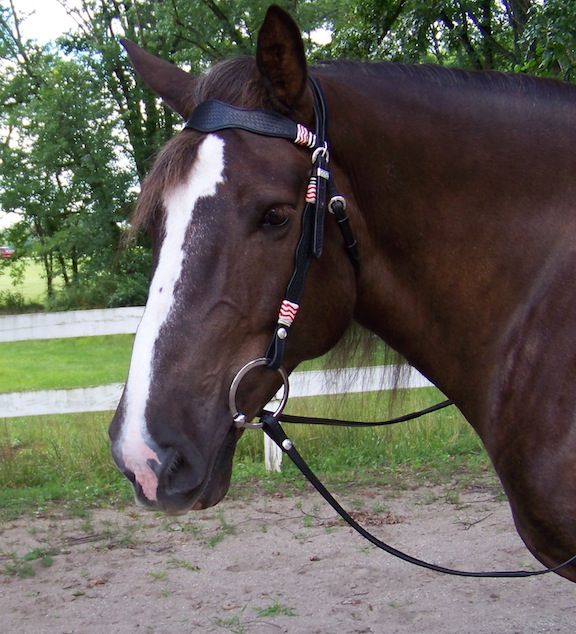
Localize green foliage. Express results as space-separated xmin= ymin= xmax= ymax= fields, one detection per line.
xmin=0 ymin=24 xmax=135 ymax=303
xmin=1 ymin=0 xmax=574 ymax=311
xmin=519 ymin=0 xmax=576 ymax=80
xmin=253 ymin=599 xmax=297 ymax=618
xmin=107 ymin=246 xmax=152 ymax=307
xmin=3 ymin=548 xmax=57 ymax=578
xmin=0 ymin=412 xmax=132 ymax=519
xmin=0 ymin=290 xmax=42 ymax=314
xmin=328 ymin=0 xmax=576 ymax=80
xmin=237 ymin=387 xmax=487 ymax=476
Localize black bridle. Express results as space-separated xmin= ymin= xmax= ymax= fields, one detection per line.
xmin=185 ymin=78 xmax=576 ymax=578
xmin=187 ymin=77 xmax=358 ymax=374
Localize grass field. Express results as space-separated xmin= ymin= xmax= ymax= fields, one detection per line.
xmin=0 ymin=335 xmax=134 ymax=392
xmin=0 ymin=260 xmax=54 ymax=304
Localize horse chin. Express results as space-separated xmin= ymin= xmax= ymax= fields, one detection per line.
xmin=190 ymin=427 xmax=238 ymax=510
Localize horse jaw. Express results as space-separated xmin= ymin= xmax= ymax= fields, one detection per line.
xmin=190 ymin=426 xmax=239 ymax=509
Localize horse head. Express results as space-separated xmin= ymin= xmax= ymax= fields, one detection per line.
xmin=109 ymin=6 xmax=357 ymax=513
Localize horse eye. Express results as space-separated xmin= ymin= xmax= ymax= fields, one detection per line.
xmin=262 ymin=208 xmax=289 ymax=228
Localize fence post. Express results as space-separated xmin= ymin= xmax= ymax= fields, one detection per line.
xmin=264 ymin=435 xmax=283 ymax=473
xmin=264 ymin=396 xmax=283 ymax=472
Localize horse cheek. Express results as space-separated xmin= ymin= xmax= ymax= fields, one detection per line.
xmin=291 ymin=262 xmax=356 ymax=363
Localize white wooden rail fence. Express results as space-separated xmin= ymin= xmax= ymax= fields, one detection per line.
xmin=0 ymin=307 xmax=433 ymax=471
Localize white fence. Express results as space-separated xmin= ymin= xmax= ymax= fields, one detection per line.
xmin=0 ymin=308 xmax=433 ymax=470
xmin=0 ymin=306 xmax=145 ymax=342
xmin=0 ymin=307 xmax=433 ymax=416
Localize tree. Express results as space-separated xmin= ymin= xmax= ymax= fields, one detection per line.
xmin=1 ymin=5 xmax=136 ymax=303
xmin=328 ymin=0 xmax=576 ymax=80
xmin=1 ymin=0 xmax=574 ymax=311
xmin=520 ymin=0 xmax=576 ymax=81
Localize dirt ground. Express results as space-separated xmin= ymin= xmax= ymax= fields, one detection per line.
xmin=1 ymin=478 xmax=575 ymax=634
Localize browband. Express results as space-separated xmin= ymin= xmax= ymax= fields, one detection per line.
xmin=185 ymin=100 xmax=318 ymax=148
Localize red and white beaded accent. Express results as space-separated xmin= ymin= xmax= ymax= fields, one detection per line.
xmin=295 ymin=124 xmax=317 ymax=148
xmin=305 ymin=176 xmax=317 ymax=203
xmin=278 ymin=300 xmax=299 ymax=328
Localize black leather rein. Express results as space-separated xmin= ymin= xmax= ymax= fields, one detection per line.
xmin=260 ymin=412 xmax=576 ymax=578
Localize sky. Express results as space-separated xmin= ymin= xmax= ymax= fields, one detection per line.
xmin=14 ymin=0 xmax=77 ymax=44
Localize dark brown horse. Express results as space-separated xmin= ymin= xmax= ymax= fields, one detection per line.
xmin=109 ymin=6 xmax=576 ymax=581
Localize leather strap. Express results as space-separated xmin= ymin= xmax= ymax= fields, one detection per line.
xmin=261 ymin=413 xmax=576 ymax=578
xmin=186 ymin=100 xmax=302 ymax=141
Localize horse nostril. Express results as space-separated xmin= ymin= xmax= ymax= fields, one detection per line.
xmin=161 ymin=450 xmax=204 ymax=497
xmin=146 ymin=457 xmax=162 ymax=474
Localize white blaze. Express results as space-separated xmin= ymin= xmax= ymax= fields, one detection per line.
xmin=120 ymin=135 xmax=226 ymax=501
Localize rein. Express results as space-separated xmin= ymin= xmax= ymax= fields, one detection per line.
xmin=269 ymin=397 xmax=454 ymax=427
xmin=185 ymin=78 xmax=576 ymax=578
xmin=260 ymin=412 xmax=576 ymax=578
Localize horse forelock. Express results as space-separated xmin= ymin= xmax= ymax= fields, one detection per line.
xmin=129 ymin=133 xmax=201 ymax=238
xmin=129 ymin=57 xmax=272 ymax=238
xmin=192 ymin=56 xmax=271 ymax=108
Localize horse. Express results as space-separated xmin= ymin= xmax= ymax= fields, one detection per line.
xmin=109 ymin=5 xmax=576 ymax=582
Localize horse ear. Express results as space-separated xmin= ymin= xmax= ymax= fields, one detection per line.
xmin=256 ymin=5 xmax=313 ymax=119
xmin=121 ymin=39 xmax=195 ymax=119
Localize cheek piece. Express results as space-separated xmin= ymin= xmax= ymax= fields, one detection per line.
xmin=185 ymin=77 xmax=359 ymax=376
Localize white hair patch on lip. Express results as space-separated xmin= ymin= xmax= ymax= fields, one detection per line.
xmin=119 ymin=135 xmax=226 ymax=501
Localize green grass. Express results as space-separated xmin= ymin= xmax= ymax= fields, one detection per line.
xmin=0 ymin=385 xmax=493 ymax=520
xmin=0 ymin=335 xmax=386 ymax=393
xmin=0 ymin=260 xmax=55 ymax=303
xmin=237 ymin=387 xmax=488 ymax=477
xmin=0 ymin=411 xmax=131 ymax=518
xmin=0 ymin=335 xmax=134 ymax=392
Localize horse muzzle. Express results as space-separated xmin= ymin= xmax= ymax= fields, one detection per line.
xmin=111 ymin=424 xmax=238 ymax=514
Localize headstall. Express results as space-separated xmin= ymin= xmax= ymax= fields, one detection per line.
xmin=185 ymin=76 xmax=358 ymax=392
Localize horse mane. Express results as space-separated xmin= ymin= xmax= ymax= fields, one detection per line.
xmin=316 ymin=59 xmax=576 ymax=102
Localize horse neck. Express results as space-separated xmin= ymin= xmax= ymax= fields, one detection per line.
xmin=322 ymin=65 xmax=576 ymax=416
